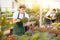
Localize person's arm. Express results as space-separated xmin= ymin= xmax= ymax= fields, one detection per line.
xmin=13 ymin=19 xmax=20 ymax=24
xmin=12 ymin=11 xmax=20 ymax=24
xmin=24 ymin=13 xmax=36 ymax=26
xmin=45 ymin=12 xmax=51 ymax=20
xmin=45 ymin=16 xmax=51 ymax=20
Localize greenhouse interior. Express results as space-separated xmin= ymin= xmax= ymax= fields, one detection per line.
xmin=0 ymin=0 xmax=60 ymax=40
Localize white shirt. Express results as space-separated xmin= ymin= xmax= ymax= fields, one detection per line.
xmin=45 ymin=11 xmax=56 ymax=19
xmin=13 ymin=11 xmax=29 ymax=19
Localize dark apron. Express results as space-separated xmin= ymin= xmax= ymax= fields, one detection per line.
xmin=13 ymin=13 xmax=25 ymax=36
xmin=44 ymin=18 xmax=51 ymax=25
xmin=44 ymin=15 xmax=51 ymax=25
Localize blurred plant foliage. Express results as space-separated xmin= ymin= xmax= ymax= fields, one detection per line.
xmin=0 ymin=8 xmax=13 ymax=31
xmin=26 ymin=4 xmax=40 ymax=17
xmin=55 ymin=9 xmax=60 ymax=22
xmin=32 ymin=4 xmax=40 ymax=13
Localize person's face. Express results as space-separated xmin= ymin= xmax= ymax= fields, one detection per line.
xmin=20 ymin=8 xmax=25 ymax=14
xmin=52 ymin=11 xmax=56 ymax=14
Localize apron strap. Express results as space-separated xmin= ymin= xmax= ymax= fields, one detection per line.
xmin=17 ymin=12 xmax=25 ymax=19
xmin=17 ymin=12 xmax=20 ymax=19
xmin=23 ymin=13 xmax=25 ymax=18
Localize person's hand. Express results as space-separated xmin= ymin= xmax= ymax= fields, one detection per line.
xmin=31 ymin=21 xmax=36 ymax=24
xmin=49 ymin=18 xmax=52 ymax=20
xmin=17 ymin=19 xmax=20 ymax=22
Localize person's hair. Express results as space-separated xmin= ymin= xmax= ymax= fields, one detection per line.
xmin=52 ymin=9 xmax=56 ymax=11
xmin=19 ymin=5 xmax=26 ymax=9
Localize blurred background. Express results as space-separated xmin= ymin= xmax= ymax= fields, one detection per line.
xmin=0 ymin=0 xmax=60 ymax=40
